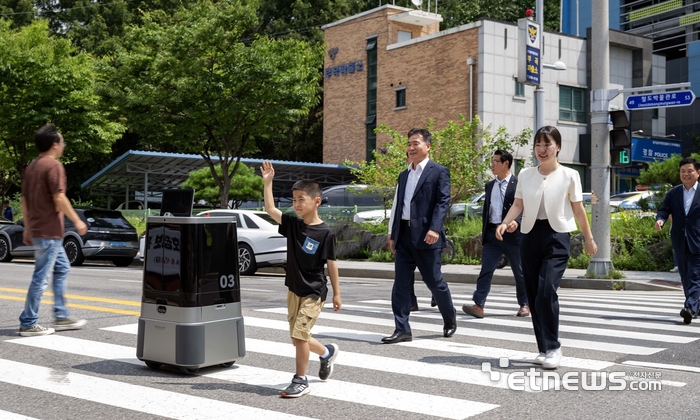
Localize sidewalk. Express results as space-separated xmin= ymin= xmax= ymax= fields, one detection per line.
xmin=330 ymin=260 xmax=683 ymax=292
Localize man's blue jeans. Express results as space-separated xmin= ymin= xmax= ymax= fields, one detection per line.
xmin=19 ymin=238 xmax=71 ymax=328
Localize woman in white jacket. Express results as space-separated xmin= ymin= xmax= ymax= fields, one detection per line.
xmin=496 ymin=126 xmax=597 ymax=369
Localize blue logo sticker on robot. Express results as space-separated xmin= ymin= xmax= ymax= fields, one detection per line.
xmin=302 ymin=237 xmax=320 ymax=254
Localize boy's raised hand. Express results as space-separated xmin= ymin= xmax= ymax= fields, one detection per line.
xmin=261 ymin=160 xmax=275 ymax=183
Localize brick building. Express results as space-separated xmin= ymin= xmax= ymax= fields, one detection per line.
xmin=322 ymin=5 xmax=666 ymax=192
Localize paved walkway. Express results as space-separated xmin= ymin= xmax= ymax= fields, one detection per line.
xmin=331 ymin=260 xmax=683 ymax=291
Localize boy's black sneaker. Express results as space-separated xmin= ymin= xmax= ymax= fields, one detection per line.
xmin=318 ymin=343 xmax=339 ymax=381
xmin=281 ymin=375 xmax=310 ymax=398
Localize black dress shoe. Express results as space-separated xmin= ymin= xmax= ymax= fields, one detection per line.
xmin=680 ymin=307 xmax=696 ymax=324
xmin=381 ymin=331 xmax=412 ymax=344
xmin=443 ymin=316 xmax=457 ymax=338
xmin=410 ymin=304 xmax=419 ymax=312
xmin=430 ymin=296 xmax=437 ymax=307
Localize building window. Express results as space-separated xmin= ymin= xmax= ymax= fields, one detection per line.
xmin=395 ymin=87 xmax=406 ymax=109
xmin=366 ymin=37 xmax=378 ymax=161
xmin=397 ymin=30 xmax=412 ymax=43
xmin=514 ymin=78 xmax=525 ymax=97
xmin=559 ymin=85 xmax=587 ymax=123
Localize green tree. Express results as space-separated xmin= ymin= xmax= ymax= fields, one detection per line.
xmin=181 ymin=164 xmax=263 ymax=208
xmin=383 ymin=0 xmax=561 ymax=32
xmin=637 ymin=153 xmax=700 ymax=188
xmin=347 ymin=116 xmax=531 ymax=214
xmin=0 ymin=0 xmax=34 ymax=28
xmin=0 ymin=19 xmax=125 ymax=179
xmin=99 ymin=0 xmax=322 ymax=208
xmin=343 ymin=130 xmax=408 ymax=209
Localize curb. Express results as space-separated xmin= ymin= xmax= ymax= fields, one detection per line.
xmin=255 ymin=266 xmax=682 ymax=292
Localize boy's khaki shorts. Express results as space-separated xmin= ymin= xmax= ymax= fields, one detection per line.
xmin=287 ymin=290 xmax=323 ymax=342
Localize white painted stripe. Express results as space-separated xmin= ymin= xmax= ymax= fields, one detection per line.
xmin=622 ymin=360 xmax=700 ymax=374
xmin=488 ymin=291 xmax=686 ymax=303
xmin=9 ymin=336 xmax=497 ymax=419
xmin=395 ymin=298 xmax=700 ymax=335
xmin=236 ymin=317 xmax=615 ymax=370
xmin=0 ymin=358 xmax=310 ymax=420
xmin=453 ymin=294 xmax=680 ymax=314
xmin=390 ymin=297 xmax=696 ymax=324
xmin=556 ymin=291 xmax=685 ymax=301
xmin=106 ymin=323 xmax=690 ymax=389
xmin=340 ymin=303 xmax=695 ymax=344
xmin=258 ymin=308 xmax=664 ymax=355
xmin=103 ymin=324 xmax=511 ymax=390
xmin=107 ymin=279 xmax=141 ymax=283
xmin=0 ymin=410 xmax=40 ymax=420
xmin=240 ymin=288 xmax=275 ymax=292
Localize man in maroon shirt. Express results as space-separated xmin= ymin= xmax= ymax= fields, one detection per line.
xmin=18 ymin=124 xmax=88 ymax=336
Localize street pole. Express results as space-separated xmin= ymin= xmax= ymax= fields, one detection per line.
xmin=587 ymin=0 xmax=614 ymax=276
xmin=533 ymin=0 xmax=545 ymax=167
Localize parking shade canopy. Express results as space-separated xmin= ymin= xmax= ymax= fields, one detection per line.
xmin=81 ymin=150 xmax=356 ymax=208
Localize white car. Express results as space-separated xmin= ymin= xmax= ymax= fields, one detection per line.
xmin=139 ymin=209 xmax=286 ymax=275
xmin=353 ymin=208 xmax=392 ymax=225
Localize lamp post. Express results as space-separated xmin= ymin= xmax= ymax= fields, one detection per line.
xmin=532 ymin=60 xmax=567 ymax=165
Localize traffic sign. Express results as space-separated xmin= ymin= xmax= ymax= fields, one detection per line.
xmin=625 ymin=91 xmax=695 ymax=110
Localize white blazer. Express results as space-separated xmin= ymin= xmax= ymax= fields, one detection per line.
xmin=515 ymin=165 xmax=583 ymax=234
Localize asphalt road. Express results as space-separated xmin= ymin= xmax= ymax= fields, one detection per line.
xmin=0 ymin=260 xmax=698 ymax=419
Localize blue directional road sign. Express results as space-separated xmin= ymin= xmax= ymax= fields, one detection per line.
xmin=625 ymin=91 xmax=695 ymax=110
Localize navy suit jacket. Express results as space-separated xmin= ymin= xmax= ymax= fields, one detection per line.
xmin=656 ymin=184 xmax=700 ymax=254
xmin=481 ymin=176 xmax=522 ymax=246
xmin=390 ymin=160 xmax=450 ymax=249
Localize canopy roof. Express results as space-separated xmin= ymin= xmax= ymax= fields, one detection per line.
xmin=81 ymin=150 xmax=356 ymax=205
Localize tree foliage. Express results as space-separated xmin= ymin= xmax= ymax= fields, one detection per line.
xmin=382 ymin=0 xmax=561 ymax=32
xmin=347 ymin=116 xmax=532 ymax=214
xmin=637 ymin=153 xmax=700 ymax=187
xmin=99 ymin=0 xmax=323 ymax=208
xmin=181 ymin=164 xmax=263 ymax=207
xmin=0 ymin=19 xmax=125 ymax=180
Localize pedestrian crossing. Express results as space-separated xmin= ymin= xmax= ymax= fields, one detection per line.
xmin=1 ymin=288 xmax=698 ymax=419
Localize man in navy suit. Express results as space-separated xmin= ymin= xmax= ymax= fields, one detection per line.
xmin=655 ymin=157 xmax=700 ymax=324
xmin=463 ymin=150 xmax=529 ymax=318
xmin=383 ymin=128 xmax=457 ymax=344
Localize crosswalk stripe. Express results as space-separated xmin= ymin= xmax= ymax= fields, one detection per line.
xmin=0 ymin=410 xmax=40 ymax=420
xmin=257 ymin=308 xmax=664 ymax=355
xmin=622 ymin=360 xmax=700 ymax=374
xmin=343 ymin=302 xmax=695 ymax=344
xmin=228 ymin=316 xmax=615 ymax=370
xmin=479 ymin=293 xmax=685 ymax=309
xmin=0 ymin=358 xmax=312 ymax=420
xmin=8 ymin=335 xmax=498 ymax=419
xmin=486 ymin=289 xmax=685 ymax=306
xmin=385 ymin=298 xmax=700 ymax=334
xmin=450 ymin=294 xmax=680 ymax=314
xmin=111 ymin=321 xmax=693 ymax=388
xmin=104 ymin=322 xmax=511 ymax=390
xmin=404 ymin=296 xmax=695 ymax=324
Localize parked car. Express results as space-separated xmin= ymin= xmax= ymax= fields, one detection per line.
xmin=117 ymin=200 xmax=162 ymax=210
xmin=140 ymin=209 xmax=286 ymax=275
xmin=610 ymin=191 xmax=661 ymax=212
xmin=321 ymin=184 xmax=385 ymax=207
xmin=450 ymin=192 xmax=486 ymax=220
xmin=353 ymin=208 xmax=393 ymax=225
xmin=0 ymin=209 xmax=139 ymax=266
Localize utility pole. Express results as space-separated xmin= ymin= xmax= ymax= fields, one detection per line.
xmin=587 ymin=0 xmax=613 ymax=276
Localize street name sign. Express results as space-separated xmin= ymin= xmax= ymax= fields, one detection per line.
xmin=625 ymin=91 xmax=695 ymax=110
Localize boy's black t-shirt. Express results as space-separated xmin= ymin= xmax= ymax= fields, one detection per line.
xmin=279 ymin=213 xmax=336 ymax=301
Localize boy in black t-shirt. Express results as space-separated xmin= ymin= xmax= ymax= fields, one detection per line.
xmin=261 ymin=161 xmax=342 ymax=398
